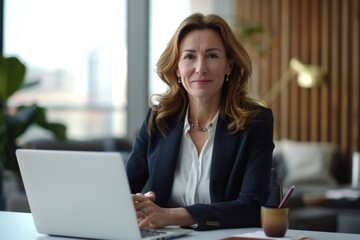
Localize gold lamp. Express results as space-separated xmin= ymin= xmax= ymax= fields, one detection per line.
xmin=262 ymin=58 xmax=324 ymax=105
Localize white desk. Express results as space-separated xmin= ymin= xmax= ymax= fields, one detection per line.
xmin=1 ymin=211 xmax=359 ymax=240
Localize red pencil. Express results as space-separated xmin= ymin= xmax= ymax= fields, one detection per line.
xmin=278 ymin=185 xmax=295 ymax=208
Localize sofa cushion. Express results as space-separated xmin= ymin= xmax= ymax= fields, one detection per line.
xmin=277 ymin=140 xmax=338 ymax=187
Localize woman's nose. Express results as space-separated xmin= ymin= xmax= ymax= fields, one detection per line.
xmin=195 ymin=58 xmax=207 ymax=74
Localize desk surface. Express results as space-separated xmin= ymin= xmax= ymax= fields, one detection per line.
xmin=1 ymin=211 xmax=359 ymax=240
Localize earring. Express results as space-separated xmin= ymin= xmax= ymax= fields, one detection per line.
xmin=225 ymin=74 xmax=230 ymax=82
xmin=177 ymin=77 xmax=181 ymax=83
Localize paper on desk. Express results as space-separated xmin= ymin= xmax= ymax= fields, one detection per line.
xmin=226 ymin=230 xmax=313 ymax=240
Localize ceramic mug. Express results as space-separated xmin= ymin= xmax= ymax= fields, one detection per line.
xmin=261 ymin=206 xmax=289 ymax=237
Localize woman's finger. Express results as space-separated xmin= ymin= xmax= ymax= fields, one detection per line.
xmin=132 ymin=193 xmax=147 ymax=203
xmin=144 ymin=191 xmax=156 ymax=201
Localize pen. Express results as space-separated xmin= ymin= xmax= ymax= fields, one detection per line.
xmin=278 ymin=185 xmax=295 ymax=208
xmin=278 ymin=181 xmax=283 ymax=203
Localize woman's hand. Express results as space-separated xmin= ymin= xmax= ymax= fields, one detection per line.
xmin=132 ymin=191 xmax=195 ymax=229
xmin=132 ymin=191 xmax=169 ymax=228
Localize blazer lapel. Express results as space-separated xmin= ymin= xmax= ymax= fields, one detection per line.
xmin=210 ymin=118 xmax=239 ymax=203
xmin=150 ymin=119 xmax=184 ymax=206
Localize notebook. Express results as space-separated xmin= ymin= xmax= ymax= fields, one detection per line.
xmin=16 ymin=149 xmax=193 ymax=240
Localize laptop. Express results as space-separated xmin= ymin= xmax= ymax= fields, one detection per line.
xmin=16 ymin=149 xmax=193 ymax=240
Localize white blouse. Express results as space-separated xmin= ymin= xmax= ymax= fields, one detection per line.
xmin=168 ymin=108 xmax=219 ymax=207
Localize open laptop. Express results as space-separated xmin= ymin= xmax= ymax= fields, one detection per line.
xmin=16 ymin=149 xmax=193 ymax=240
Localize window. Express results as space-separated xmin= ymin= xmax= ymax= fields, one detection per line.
xmin=149 ymin=1 xmax=191 ymax=97
xmin=3 ymin=0 xmax=235 ymax=141
xmin=4 ymin=0 xmax=127 ymax=139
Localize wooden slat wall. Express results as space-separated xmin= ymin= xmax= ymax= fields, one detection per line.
xmin=235 ymin=0 xmax=360 ymax=183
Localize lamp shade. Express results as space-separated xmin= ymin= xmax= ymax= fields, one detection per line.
xmin=289 ymin=58 xmax=323 ymax=88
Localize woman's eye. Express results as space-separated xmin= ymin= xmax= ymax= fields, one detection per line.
xmin=184 ymin=54 xmax=194 ymax=59
xmin=207 ymin=53 xmax=219 ymax=58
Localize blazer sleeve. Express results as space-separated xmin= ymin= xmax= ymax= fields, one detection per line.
xmin=125 ymin=108 xmax=182 ymax=201
xmin=125 ymin=109 xmax=151 ymax=193
xmin=184 ymin=107 xmax=275 ymax=231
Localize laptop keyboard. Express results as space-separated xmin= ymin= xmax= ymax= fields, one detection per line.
xmin=141 ymin=229 xmax=167 ymax=238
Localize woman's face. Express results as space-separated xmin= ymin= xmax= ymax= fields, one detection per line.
xmin=177 ymin=29 xmax=232 ymax=101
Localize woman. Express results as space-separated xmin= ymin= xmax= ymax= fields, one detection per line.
xmin=126 ymin=13 xmax=274 ymax=231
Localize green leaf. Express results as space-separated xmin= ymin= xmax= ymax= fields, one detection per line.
xmin=6 ymin=105 xmax=40 ymax=139
xmin=8 ymin=104 xmax=66 ymax=140
xmin=0 ymin=118 xmax=5 ymax=153
xmin=37 ymin=122 xmax=67 ymax=141
xmin=0 ymin=55 xmax=67 ymax=172
xmin=0 ymin=56 xmax=26 ymax=103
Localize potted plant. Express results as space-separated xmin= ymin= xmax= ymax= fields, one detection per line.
xmin=0 ymin=55 xmax=67 ymax=174
xmin=232 ymin=18 xmax=265 ymax=56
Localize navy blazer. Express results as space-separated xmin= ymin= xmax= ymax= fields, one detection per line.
xmin=126 ymin=105 xmax=274 ymax=230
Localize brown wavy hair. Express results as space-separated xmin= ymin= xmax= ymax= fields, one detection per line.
xmin=149 ymin=13 xmax=260 ymax=135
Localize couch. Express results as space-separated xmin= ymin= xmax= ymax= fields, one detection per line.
xmin=273 ymin=139 xmax=360 ymax=233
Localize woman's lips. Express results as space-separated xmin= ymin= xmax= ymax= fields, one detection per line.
xmin=192 ymin=79 xmax=211 ymax=84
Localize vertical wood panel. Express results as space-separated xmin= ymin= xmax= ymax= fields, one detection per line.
xmin=352 ymin=0 xmax=360 ymax=151
xmin=233 ymin=0 xmax=359 ymax=182
xmin=290 ymin=0 xmax=300 ymax=139
xmin=299 ymin=0 xmax=311 ymax=141
xmin=271 ymin=0 xmax=281 ymax=139
xmin=310 ymin=0 xmax=321 ymax=141
xmin=260 ymin=0 xmax=270 ymax=97
xmin=320 ymin=0 xmax=331 ymax=142
xmin=341 ymin=0 xmax=351 ymax=174
xmin=330 ymin=0 xmax=341 ymax=146
xmin=280 ymin=0 xmax=291 ymax=139
xmin=249 ymin=0 xmax=261 ymax=95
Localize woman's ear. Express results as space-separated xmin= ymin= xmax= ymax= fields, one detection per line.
xmin=226 ymin=59 xmax=233 ymax=75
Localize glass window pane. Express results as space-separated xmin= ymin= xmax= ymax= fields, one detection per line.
xmin=4 ymin=0 xmax=127 ymax=139
xmin=149 ymin=0 xmax=191 ymax=97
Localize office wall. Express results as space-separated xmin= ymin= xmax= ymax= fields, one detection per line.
xmin=235 ymin=0 xmax=359 ymax=182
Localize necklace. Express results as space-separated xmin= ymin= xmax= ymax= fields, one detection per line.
xmin=188 ymin=118 xmax=212 ymax=132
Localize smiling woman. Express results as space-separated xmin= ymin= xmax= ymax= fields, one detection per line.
xmin=126 ymin=13 xmax=274 ymax=231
